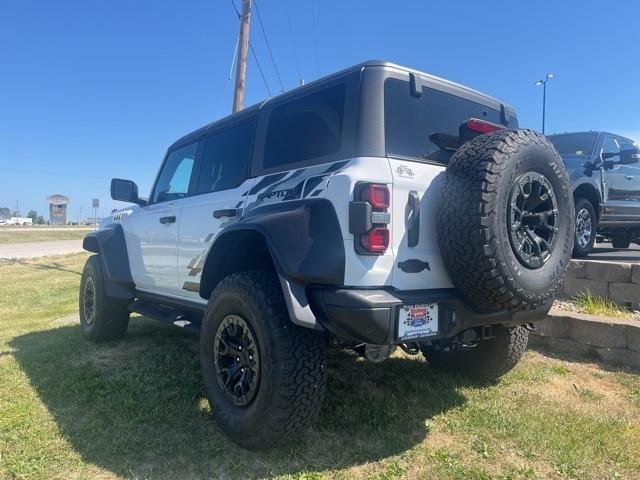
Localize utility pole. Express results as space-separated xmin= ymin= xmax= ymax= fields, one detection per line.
xmin=232 ymin=0 xmax=252 ymax=113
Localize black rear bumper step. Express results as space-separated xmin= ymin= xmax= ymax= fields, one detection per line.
xmin=307 ymin=287 xmax=551 ymax=345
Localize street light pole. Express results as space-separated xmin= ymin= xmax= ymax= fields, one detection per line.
xmin=535 ymin=73 xmax=554 ymax=134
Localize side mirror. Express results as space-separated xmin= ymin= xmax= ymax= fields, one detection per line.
xmin=619 ymin=148 xmax=640 ymax=165
xmin=111 ymin=178 xmax=145 ymax=205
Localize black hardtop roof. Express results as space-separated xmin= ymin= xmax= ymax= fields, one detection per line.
xmin=169 ymin=60 xmax=513 ymax=149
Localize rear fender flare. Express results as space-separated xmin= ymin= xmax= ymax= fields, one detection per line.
xmin=199 ymin=199 xmax=345 ymax=329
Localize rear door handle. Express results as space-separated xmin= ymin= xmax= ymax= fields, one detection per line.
xmin=213 ymin=209 xmax=238 ymax=219
xmin=159 ymin=215 xmax=176 ymax=224
xmin=625 ymin=174 xmax=635 ymax=180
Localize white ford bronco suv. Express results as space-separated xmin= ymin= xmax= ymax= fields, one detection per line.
xmin=80 ymin=61 xmax=574 ymax=449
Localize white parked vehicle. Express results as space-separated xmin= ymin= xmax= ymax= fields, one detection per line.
xmin=80 ymin=61 xmax=574 ymax=449
xmin=5 ymin=217 xmax=33 ymax=226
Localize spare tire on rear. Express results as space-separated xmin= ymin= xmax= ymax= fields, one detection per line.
xmin=438 ymin=129 xmax=574 ymax=312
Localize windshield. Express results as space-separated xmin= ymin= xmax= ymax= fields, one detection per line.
xmin=548 ymin=133 xmax=598 ymax=156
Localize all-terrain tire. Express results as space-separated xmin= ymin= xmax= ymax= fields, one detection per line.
xmin=611 ymin=233 xmax=631 ymax=249
xmin=79 ymin=255 xmax=130 ymax=342
xmin=200 ymin=271 xmax=328 ymax=450
xmin=572 ymin=197 xmax=597 ymax=257
xmin=420 ymin=325 xmax=529 ymax=381
xmin=438 ymin=129 xmax=575 ymax=312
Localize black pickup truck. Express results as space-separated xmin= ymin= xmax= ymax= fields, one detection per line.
xmin=548 ymin=131 xmax=640 ymax=256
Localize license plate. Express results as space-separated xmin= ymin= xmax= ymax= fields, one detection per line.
xmin=397 ymin=303 xmax=438 ymax=340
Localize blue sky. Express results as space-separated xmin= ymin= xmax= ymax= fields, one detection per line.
xmin=1 ymin=0 xmax=639 ymax=218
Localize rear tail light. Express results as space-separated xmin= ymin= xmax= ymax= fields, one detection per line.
xmin=361 ymin=227 xmax=389 ymax=253
xmin=361 ymin=184 xmax=390 ymax=210
xmin=463 ymin=118 xmax=506 ymax=135
xmin=350 ymin=182 xmax=391 ymax=255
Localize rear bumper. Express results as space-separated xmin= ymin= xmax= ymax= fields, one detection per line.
xmin=307 ymin=287 xmax=551 ymax=345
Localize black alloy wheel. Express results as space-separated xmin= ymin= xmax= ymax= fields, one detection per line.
xmin=508 ymin=172 xmax=559 ymax=269
xmin=213 ymin=314 xmax=261 ymax=407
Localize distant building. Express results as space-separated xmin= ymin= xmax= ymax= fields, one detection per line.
xmin=47 ymin=194 xmax=70 ymax=225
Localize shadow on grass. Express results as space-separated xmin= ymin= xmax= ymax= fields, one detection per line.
xmin=11 ymin=319 xmax=474 ymax=478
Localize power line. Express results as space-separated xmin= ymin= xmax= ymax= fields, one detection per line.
xmin=310 ymin=0 xmax=320 ymax=77
xmin=284 ymin=0 xmax=302 ymax=84
xmin=254 ymin=0 xmax=285 ymax=92
xmin=248 ymin=39 xmax=272 ymax=97
xmin=230 ymin=0 xmax=272 ymax=97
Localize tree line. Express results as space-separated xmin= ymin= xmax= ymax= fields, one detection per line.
xmin=0 ymin=207 xmax=45 ymax=224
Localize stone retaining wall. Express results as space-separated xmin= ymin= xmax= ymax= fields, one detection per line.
xmin=562 ymin=260 xmax=640 ymax=308
xmin=529 ymin=308 xmax=640 ymax=369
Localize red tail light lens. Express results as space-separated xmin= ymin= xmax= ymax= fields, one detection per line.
xmin=361 ymin=227 xmax=389 ymax=253
xmin=465 ymin=118 xmax=506 ymax=134
xmin=362 ymin=184 xmax=390 ymax=210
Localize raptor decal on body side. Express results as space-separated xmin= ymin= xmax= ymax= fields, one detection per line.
xmin=186 ymin=233 xmax=216 ymax=277
xmin=245 ymin=160 xmax=350 ymax=212
xmin=182 ymin=281 xmax=200 ymax=292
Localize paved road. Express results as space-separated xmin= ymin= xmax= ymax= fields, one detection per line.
xmin=0 ymin=227 xmax=92 ymax=232
xmin=0 ymin=237 xmax=638 ymax=263
xmin=587 ymin=242 xmax=640 ymax=263
xmin=0 ymin=240 xmax=85 ymax=259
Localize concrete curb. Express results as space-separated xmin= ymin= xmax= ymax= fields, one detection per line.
xmin=529 ymin=307 xmax=640 ymax=369
xmin=563 ymin=260 xmax=640 ymax=308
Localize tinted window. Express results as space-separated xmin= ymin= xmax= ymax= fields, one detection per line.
xmin=385 ymin=78 xmax=511 ymax=162
xmin=153 ymin=142 xmax=198 ymax=202
xmin=263 ymin=84 xmax=346 ymax=169
xmin=197 ymin=120 xmax=256 ymax=194
xmin=602 ymin=135 xmax=620 ymax=155
xmin=619 ymin=138 xmax=637 ymax=150
xmin=548 ymin=133 xmax=598 ymax=156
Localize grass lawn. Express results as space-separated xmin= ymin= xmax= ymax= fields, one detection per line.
xmin=0 ymin=229 xmax=90 ymax=244
xmin=1 ymin=253 xmax=639 ymax=479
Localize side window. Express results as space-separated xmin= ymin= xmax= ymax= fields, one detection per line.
xmin=153 ymin=142 xmax=198 ymax=203
xmin=197 ymin=119 xmax=256 ymax=194
xmin=619 ymin=138 xmax=636 ymax=151
xmin=602 ymin=135 xmax=620 ymax=156
xmin=263 ymin=84 xmax=346 ymax=169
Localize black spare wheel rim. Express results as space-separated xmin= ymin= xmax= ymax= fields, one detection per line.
xmin=83 ymin=275 xmax=96 ymax=325
xmin=213 ymin=314 xmax=260 ymax=407
xmin=508 ymin=172 xmax=559 ymax=269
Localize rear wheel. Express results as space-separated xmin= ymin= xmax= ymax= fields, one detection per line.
xmin=611 ymin=233 xmax=631 ymax=249
xmin=420 ymin=325 xmax=529 ymax=381
xmin=200 ymin=271 xmax=328 ymax=450
xmin=79 ymin=255 xmax=130 ymax=342
xmin=572 ymin=198 xmax=596 ymax=257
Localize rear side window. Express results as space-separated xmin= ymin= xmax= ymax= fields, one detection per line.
xmin=197 ymin=119 xmax=256 ymax=194
xmin=384 ymin=78 xmax=510 ymax=162
xmin=263 ymin=84 xmax=346 ymax=169
xmin=548 ymin=133 xmax=598 ymax=156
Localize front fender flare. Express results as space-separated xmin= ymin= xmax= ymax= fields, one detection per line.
xmin=83 ymin=224 xmax=134 ymax=300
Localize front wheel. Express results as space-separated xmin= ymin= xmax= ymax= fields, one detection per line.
xmin=79 ymin=255 xmax=130 ymax=342
xmin=200 ymin=271 xmax=328 ymax=450
xmin=573 ymin=198 xmax=596 ymax=257
xmin=420 ymin=325 xmax=529 ymax=381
